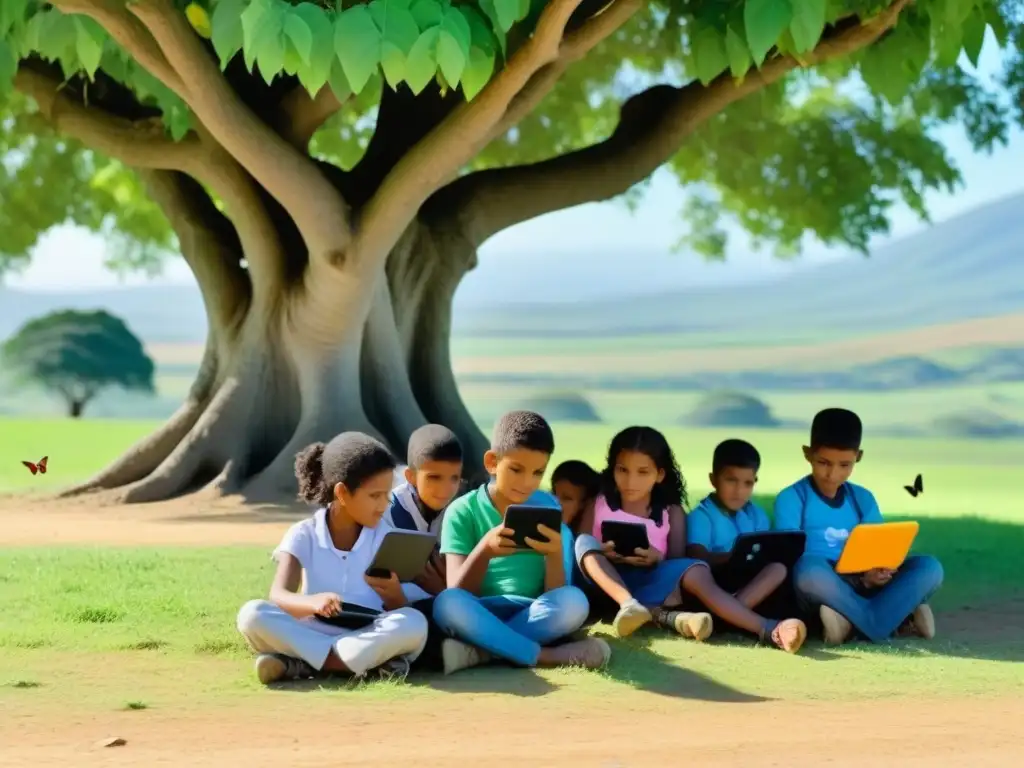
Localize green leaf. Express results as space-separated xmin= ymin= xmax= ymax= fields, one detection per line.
xmin=254 ymin=27 xmax=285 ymax=83
xmin=493 ymin=0 xmax=521 ymax=31
xmin=477 ymin=0 xmax=507 ymax=53
xmin=743 ymin=0 xmax=793 ymax=66
xmin=34 ymin=11 xmax=76 ymax=62
xmin=74 ymin=17 xmax=106 ymax=79
xmin=436 ymin=29 xmax=466 ymax=85
xmin=441 ymin=6 xmax=472 ymax=52
xmin=458 ymin=6 xmax=496 ymax=55
xmin=211 ymin=0 xmax=246 ymax=69
xmin=334 ymin=5 xmax=381 ymax=94
xmin=461 ymin=44 xmax=494 ymax=99
xmin=691 ymin=24 xmax=728 ymax=85
xmin=283 ymin=12 xmax=313 ymax=65
xmin=410 ymin=0 xmax=443 ymax=30
xmin=327 ymin=57 xmax=352 ymax=101
xmin=724 ymin=25 xmax=751 ymax=78
xmin=240 ymin=0 xmax=272 ymax=71
xmin=0 ymin=38 xmax=15 ymax=96
xmin=380 ymin=41 xmax=406 ymax=88
xmin=369 ymin=0 xmax=420 ymax=52
xmin=292 ymin=3 xmax=334 ymax=94
xmin=961 ymin=6 xmax=985 ymax=68
xmin=405 ymin=27 xmax=439 ymax=95
xmin=789 ymin=0 xmax=825 ymax=54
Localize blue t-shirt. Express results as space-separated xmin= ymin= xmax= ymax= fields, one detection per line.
xmin=772 ymin=476 xmax=882 ymax=561
xmin=687 ymin=495 xmax=771 ymax=553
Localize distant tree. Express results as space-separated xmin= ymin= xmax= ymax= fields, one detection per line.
xmin=518 ymin=390 xmax=601 ymax=422
xmin=685 ymin=391 xmax=780 ymax=428
xmin=1 ymin=310 xmax=155 ymax=418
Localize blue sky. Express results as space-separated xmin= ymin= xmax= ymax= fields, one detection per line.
xmin=8 ymin=33 xmax=1023 ymax=298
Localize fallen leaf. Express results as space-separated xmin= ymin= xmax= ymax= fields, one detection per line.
xmin=96 ymin=737 xmax=127 ymax=748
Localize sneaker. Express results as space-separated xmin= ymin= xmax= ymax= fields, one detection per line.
xmin=554 ymin=637 xmax=612 ymax=669
xmin=897 ymin=604 xmax=936 ymax=640
xmin=654 ymin=608 xmax=714 ymax=641
xmin=612 ymin=599 xmax=653 ymax=638
xmin=374 ymin=656 xmax=411 ymax=682
xmin=254 ymin=653 xmax=315 ymax=684
xmin=441 ymin=639 xmax=492 ymax=675
xmin=819 ymin=606 xmax=853 ymax=645
xmin=769 ymin=619 xmax=807 ymax=653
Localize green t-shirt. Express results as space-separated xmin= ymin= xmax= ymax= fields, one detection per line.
xmin=440 ymin=485 xmax=558 ymax=598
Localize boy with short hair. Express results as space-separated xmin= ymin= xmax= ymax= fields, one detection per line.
xmin=551 ymin=459 xmax=600 ymax=533
xmin=686 ymin=439 xmax=788 ymax=610
xmin=773 ymin=408 xmax=944 ymax=645
xmin=433 ymin=411 xmax=611 ymax=674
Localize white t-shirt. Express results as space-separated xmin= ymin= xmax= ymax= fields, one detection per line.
xmin=273 ymin=508 xmax=429 ymax=617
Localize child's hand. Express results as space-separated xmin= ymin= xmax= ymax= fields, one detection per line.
xmin=485 ymin=525 xmax=519 ymax=557
xmin=525 ymin=523 xmax=562 ymax=556
xmin=622 ymin=547 xmax=662 ymax=568
xmin=309 ymin=592 xmax=343 ymax=617
xmin=601 ymin=540 xmax=624 ymax=563
xmin=861 ymin=568 xmax=894 ymax=588
xmin=414 ymin=559 xmax=447 ymax=595
xmin=365 ymin=571 xmax=407 ymax=610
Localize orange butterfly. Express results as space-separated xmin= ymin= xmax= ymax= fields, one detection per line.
xmin=22 ymin=456 xmax=48 ymax=475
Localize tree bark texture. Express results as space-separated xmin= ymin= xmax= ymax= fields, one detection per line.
xmin=24 ymin=0 xmax=910 ymax=505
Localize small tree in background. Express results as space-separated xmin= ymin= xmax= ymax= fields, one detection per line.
xmin=1 ymin=309 xmax=156 ymax=417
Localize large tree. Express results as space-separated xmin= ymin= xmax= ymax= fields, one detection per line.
xmin=0 ymin=0 xmax=1018 ymax=502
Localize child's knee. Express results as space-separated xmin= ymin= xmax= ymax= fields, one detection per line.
xmin=432 ymin=588 xmax=474 ymax=630
xmin=574 ymin=534 xmax=602 ymax=567
xmin=236 ymin=599 xmax=273 ymax=635
xmin=764 ymin=562 xmax=788 ymax=582
xmin=388 ymin=606 xmax=430 ymax=646
xmin=547 ymin=586 xmax=590 ymax=634
xmin=793 ymin=558 xmax=838 ymax=601
xmin=911 ymin=555 xmax=944 ymax=591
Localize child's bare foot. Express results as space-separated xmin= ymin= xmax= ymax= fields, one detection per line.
xmin=539 ymin=637 xmax=611 ymax=669
xmin=612 ymin=599 xmax=652 ymax=637
xmin=653 ymin=608 xmax=713 ymax=641
xmin=254 ymin=653 xmax=315 ymax=684
xmin=441 ymin=639 xmax=492 ymax=675
xmin=769 ymin=619 xmax=807 ymax=653
xmin=897 ymin=604 xmax=936 ymax=640
xmin=820 ymin=606 xmax=853 ymax=645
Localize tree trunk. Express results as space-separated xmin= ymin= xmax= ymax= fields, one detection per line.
xmin=68 ymin=399 xmax=84 ymax=418
xmin=65 ymin=214 xmax=488 ymax=505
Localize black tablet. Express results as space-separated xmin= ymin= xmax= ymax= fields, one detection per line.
xmin=725 ymin=531 xmax=807 ymax=572
xmin=503 ymin=505 xmax=562 ymax=549
xmin=316 ymin=603 xmax=380 ymax=630
xmin=600 ymin=521 xmax=651 ymax=557
xmin=366 ymin=530 xmax=438 ymax=581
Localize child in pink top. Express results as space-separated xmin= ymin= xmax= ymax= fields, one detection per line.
xmin=574 ymin=427 xmax=807 ymax=653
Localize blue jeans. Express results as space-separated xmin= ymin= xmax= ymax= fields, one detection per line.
xmin=432 ymin=586 xmax=589 ymax=666
xmin=574 ymin=534 xmax=705 ymax=605
xmin=793 ymin=554 xmax=944 ymax=643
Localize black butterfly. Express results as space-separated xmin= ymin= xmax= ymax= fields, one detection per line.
xmin=904 ymin=473 xmax=923 ymax=498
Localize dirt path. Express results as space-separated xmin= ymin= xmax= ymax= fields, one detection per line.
xmin=3 ymin=694 xmax=1021 ymax=767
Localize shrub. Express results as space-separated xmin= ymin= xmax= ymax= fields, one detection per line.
xmin=516 ymin=391 xmax=601 ymax=422
xmin=684 ymin=391 xmax=780 ymax=428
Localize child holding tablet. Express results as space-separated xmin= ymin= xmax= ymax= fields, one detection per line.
xmin=236 ymin=433 xmax=430 ymax=684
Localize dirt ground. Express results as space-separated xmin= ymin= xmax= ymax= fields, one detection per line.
xmin=2 ymin=496 xmax=1022 ymax=767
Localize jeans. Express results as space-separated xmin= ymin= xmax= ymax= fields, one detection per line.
xmin=792 ymin=555 xmax=944 ymax=643
xmin=432 ymin=586 xmax=589 ymax=666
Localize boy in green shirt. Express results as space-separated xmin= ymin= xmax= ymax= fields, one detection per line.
xmin=434 ymin=410 xmax=612 ymax=675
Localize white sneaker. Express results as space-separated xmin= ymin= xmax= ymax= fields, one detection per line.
xmin=820 ymin=606 xmax=853 ymax=645
xmin=612 ymin=599 xmax=653 ymax=637
xmin=441 ymin=639 xmax=492 ymax=675
xmin=254 ymin=654 xmax=314 ymax=684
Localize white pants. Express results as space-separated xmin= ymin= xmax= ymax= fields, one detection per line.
xmin=236 ymin=600 xmax=428 ymax=677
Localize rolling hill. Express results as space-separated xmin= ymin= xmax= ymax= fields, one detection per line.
xmin=2 ymin=192 xmax=1023 ymax=345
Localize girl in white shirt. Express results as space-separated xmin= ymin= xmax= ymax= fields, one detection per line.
xmin=236 ymin=432 xmax=430 ymax=685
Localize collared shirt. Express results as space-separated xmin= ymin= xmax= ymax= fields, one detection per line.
xmin=273 ymin=508 xmax=429 ymax=612
xmin=383 ymin=482 xmax=445 ymax=535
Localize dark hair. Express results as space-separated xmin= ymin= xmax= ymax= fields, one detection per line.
xmin=810 ymin=408 xmax=863 ymax=450
xmin=490 ymin=410 xmax=555 ymax=456
xmin=601 ymin=426 xmax=687 ymax=515
xmin=712 ymin=439 xmax=761 ymax=474
xmin=551 ymin=460 xmax=600 ymax=499
xmin=407 ymin=424 xmax=463 ymax=469
xmin=295 ymin=432 xmax=397 ymax=506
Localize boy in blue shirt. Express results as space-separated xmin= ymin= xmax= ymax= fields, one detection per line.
xmin=774 ymin=408 xmax=943 ymax=645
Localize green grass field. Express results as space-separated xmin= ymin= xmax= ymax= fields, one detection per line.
xmin=2 ymin=417 xmax=1023 ymax=711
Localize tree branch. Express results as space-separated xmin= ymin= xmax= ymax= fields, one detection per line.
xmin=127 ymin=0 xmax=352 ymax=260
xmin=13 ymin=66 xmax=200 ymax=170
xmin=443 ymin=0 xmax=913 ymax=247
xmin=352 ymin=0 xmax=586 ymax=272
xmin=278 ymin=86 xmax=343 ymax=150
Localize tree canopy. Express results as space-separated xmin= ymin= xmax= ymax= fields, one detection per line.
xmin=1 ymin=309 xmax=156 ymax=417
xmin=1 ymin=0 xmax=1020 ymax=502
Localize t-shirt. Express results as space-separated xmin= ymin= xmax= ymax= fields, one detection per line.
xmin=274 ymin=508 xmax=429 ymax=619
xmin=383 ymin=482 xmax=444 ymax=535
xmin=772 ymin=477 xmax=883 ymax=561
xmin=687 ymin=495 xmax=771 ymax=553
xmin=440 ymin=485 xmax=560 ymax=598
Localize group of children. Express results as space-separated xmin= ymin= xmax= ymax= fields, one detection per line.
xmin=236 ymin=407 xmax=944 ymax=685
